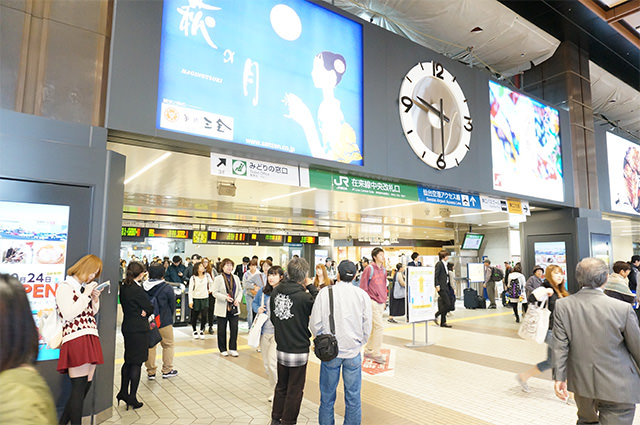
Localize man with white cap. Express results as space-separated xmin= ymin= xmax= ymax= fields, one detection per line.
xmin=311 ymin=260 xmax=372 ymax=425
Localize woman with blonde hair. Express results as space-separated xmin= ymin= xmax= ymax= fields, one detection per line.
xmin=313 ymin=264 xmax=332 ymax=289
xmin=516 ymin=264 xmax=569 ymax=392
xmin=56 ymin=254 xmax=105 ymax=424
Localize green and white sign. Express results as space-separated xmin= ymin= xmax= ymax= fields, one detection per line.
xmin=310 ymin=169 xmax=418 ymax=200
xmin=211 ymin=152 xmax=309 ymax=187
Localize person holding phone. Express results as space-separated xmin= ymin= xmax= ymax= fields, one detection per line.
xmin=56 ymin=254 xmax=105 ymax=425
xmin=118 ymin=261 xmax=154 ymax=410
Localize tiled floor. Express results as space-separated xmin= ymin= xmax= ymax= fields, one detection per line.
xmin=103 ymin=302 xmax=640 ymax=425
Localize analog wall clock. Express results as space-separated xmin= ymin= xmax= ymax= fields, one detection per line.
xmin=398 ymin=61 xmax=473 ymax=170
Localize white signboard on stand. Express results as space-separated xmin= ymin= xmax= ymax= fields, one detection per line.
xmin=406 ymin=266 xmax=436 ymax=323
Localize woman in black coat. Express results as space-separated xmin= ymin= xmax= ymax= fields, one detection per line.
xmin=117 ymin=261 xmax=154 ymax=410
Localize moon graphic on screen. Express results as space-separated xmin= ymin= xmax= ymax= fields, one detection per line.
xmin=270 ymin=4 xmax=302 ymax=41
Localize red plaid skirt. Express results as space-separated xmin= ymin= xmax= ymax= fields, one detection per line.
xmin=57 ymin=335 xmax=104 ymax=374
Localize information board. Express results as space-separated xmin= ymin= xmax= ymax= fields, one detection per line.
xmin=406 ymin=266 xmax=436 ymax=323
xmin=0 ymin=201 xmax=70 ymax=361
xmin=467 ymin=263 xmax=485 ymax=283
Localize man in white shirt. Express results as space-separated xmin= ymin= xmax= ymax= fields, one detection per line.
xmin=311 ymin=260 xmax=372 ymax=425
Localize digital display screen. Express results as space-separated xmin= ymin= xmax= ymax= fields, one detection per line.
xmin=489 ymin=80 xmax=563 ymax=202
xmin=121 ymin=227 xmax=145 ymax=242
xmin=147 ymin=229 xmax=191 ymax=239
xmin=157 ymin=0 xmax=364 ymax=165
xmin=0 ymin=201 xmax=70 ymax=361
xmin=286 ymin=235 xmax=317 ymax=244
xmin=461 ymin=233 xmax=484 ymax=250
xmin=210 ymin=232 xmax=247 ymax=242
xmin=606 ymin=132 xmax=640 ymax=215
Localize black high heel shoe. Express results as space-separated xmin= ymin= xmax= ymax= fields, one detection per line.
xmin=127 ymin=396 xmax=143 ymax=410
xmin=115 ymin=391 xmax=128 ymax=407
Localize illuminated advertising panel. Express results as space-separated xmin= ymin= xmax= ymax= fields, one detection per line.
xmin=0 ymin=201 xmax=69 ymax=361
xmin=489 ymin=81 xmax=563 ymax=202
xmin=157 ymin=0 xmax=363 ymax=165
xmin=607 ymin=132 xmax=640 ymax=215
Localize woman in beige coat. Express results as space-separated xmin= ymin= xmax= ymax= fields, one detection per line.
xmin=212 ymin=258 xmax=243 ymax=357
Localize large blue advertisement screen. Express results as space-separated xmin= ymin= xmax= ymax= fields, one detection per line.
xmin=157 ymin=0 xmax=364 ymax=165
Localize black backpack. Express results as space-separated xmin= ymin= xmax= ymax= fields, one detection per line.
xmin=491 ymin=267 xmax=504 ymax=282
xmin=507 ymin=277 xmax=521 ymax=299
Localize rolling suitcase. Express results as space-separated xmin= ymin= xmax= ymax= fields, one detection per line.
xmin=464 ymin=287 xmax=478 ymax=309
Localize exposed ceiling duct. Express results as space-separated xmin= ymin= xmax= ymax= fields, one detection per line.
xmin=321 ymin=0 xmax=640 ymax=139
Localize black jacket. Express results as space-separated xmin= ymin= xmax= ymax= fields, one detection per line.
xmin=234 ymin=263 xmax=248 ymax=281
xmin=435 ymin=261 xmax=451 ymax=309
xmin=165 ymin=264 xmax=187 ymax=284
xmin=145 ymin=280 xmax=176 ymax=328
xmin=270 ymin=279 xmax=318 ymax=354
xmin=120 ymin=282 xmax=154 ymax=333
xmin=629 ymin=265 xmax=638 ymax=292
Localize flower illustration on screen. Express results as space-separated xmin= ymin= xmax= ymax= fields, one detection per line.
xmin=283 ymin=52 xmax=362 ymax=164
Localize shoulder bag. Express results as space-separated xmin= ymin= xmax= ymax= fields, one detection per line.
xmin=247 ymin=292 xmax=268 ymax=348
xmin=314 ymin=286 xmax=339 ymax=361
xmin=517 ymin=297 xmax=550 ymax=344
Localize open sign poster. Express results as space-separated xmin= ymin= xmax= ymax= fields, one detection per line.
xmin=0 ymin=201 xmax=70 ymax=361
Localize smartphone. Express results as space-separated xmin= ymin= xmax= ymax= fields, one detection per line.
xmin=95 ymin=281 xmax=111 ymax=292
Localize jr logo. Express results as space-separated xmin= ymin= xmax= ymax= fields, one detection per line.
xmin=333 ymin=176 xmax=350 ymax=188
xmin=232 ymin=160 xmax=247 ymax=176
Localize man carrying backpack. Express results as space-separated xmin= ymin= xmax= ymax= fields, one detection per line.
xmin=505 ymin=264 xmax=526 ymax=322
xmin=483 ymin=259 xmax=502 ymax=309
xmin=144 ymin=262 xmax=178 ymax=380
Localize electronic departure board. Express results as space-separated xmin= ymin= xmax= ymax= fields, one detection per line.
xmin=209 ymin=232 xmax=247 ymax=242
xmin=147 ymin=228 xmax=191 ymax=239
xmin=121 ymin=227 xmax=145 ymax=242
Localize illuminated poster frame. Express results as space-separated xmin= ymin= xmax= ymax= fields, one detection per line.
xmin=489 ymin=80 xmax=563 ymax=202
xmin=607 ymin=131 xmax=640 ymax=215
xmin=0 ymin=201 xmax=70 ymax=361
xmin=157 ymin=0 xmax=364 ymax=165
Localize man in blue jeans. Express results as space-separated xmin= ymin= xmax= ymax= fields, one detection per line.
xmin=311 ymin=260 xmax=372 ymax=425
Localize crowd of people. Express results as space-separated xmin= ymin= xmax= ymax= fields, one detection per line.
xmin=2 ymin=249 xmax=640 ymax=424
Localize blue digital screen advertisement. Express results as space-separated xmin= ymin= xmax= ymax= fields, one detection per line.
xmin=157 ymin=0 xmax=364 ymax=165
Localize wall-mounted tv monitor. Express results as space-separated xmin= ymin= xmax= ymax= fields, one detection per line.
xmin=461 ymin=232 xmax=484 ymax=250
xmin=489 ymin=80 xmax=563 ymax=202
xmin=156 ymin=0 xmax=364 ymax=165
xmin=606 ymin=131 xmax=640 ymax=215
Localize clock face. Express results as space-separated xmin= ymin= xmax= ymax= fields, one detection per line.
xmin=398 ymin=61 xmax=472 ymax=170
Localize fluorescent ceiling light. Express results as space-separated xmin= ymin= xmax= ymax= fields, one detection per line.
xmin=487 ymin=220 xmax=512 ymax=224
xmin=261 ymin=188 xmax=316 ymax=203
xmin=124 ymin=152 xmax=172 ymax=185
xmin=361 ymin=201 xmax=422 ymax=212
xmin=449 ymin=211 xmax=497 ymax=218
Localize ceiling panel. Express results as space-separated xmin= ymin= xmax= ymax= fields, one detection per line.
xmin=110 ymin=143 xmax=525 ymax=242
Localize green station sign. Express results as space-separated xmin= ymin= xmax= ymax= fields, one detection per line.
xmin=309 ymin=169 xmax=418 ymax=200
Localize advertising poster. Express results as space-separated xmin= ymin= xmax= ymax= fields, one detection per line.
xmin=157 ymin=0 xmax=363 ymax=165
xmin=533 ymin=241 xmax=567 ymax=286
xmin=607 ymin=132 xmax=640 ymax=215
xmin=0 ymin=201 xmax=70 ymax=361
xmin=406 ymin=266 xmax=436 ymax=323
xmin=590 ymin=233 xmax=611 ymax=268
xmin=489 ymin=81 xmax=564 ymax=202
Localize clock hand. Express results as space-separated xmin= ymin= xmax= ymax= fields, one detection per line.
xmin=437 ymin=98 xmax=446 ymax=170
xmin=415 ymin=95 xmax=450 ymax=123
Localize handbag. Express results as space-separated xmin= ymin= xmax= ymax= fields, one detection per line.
xmin=148 ymin=317 xmax=162 ymax=348
xmin=314 ymin=286 xmax=339 ymax=362
xmin=39 ymin=308 xmax=63 ymax=349
xmin=248 ymin=294 xmax=268 ymax=348
xmin=518 ymin=298 xmax=550 ymax=344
